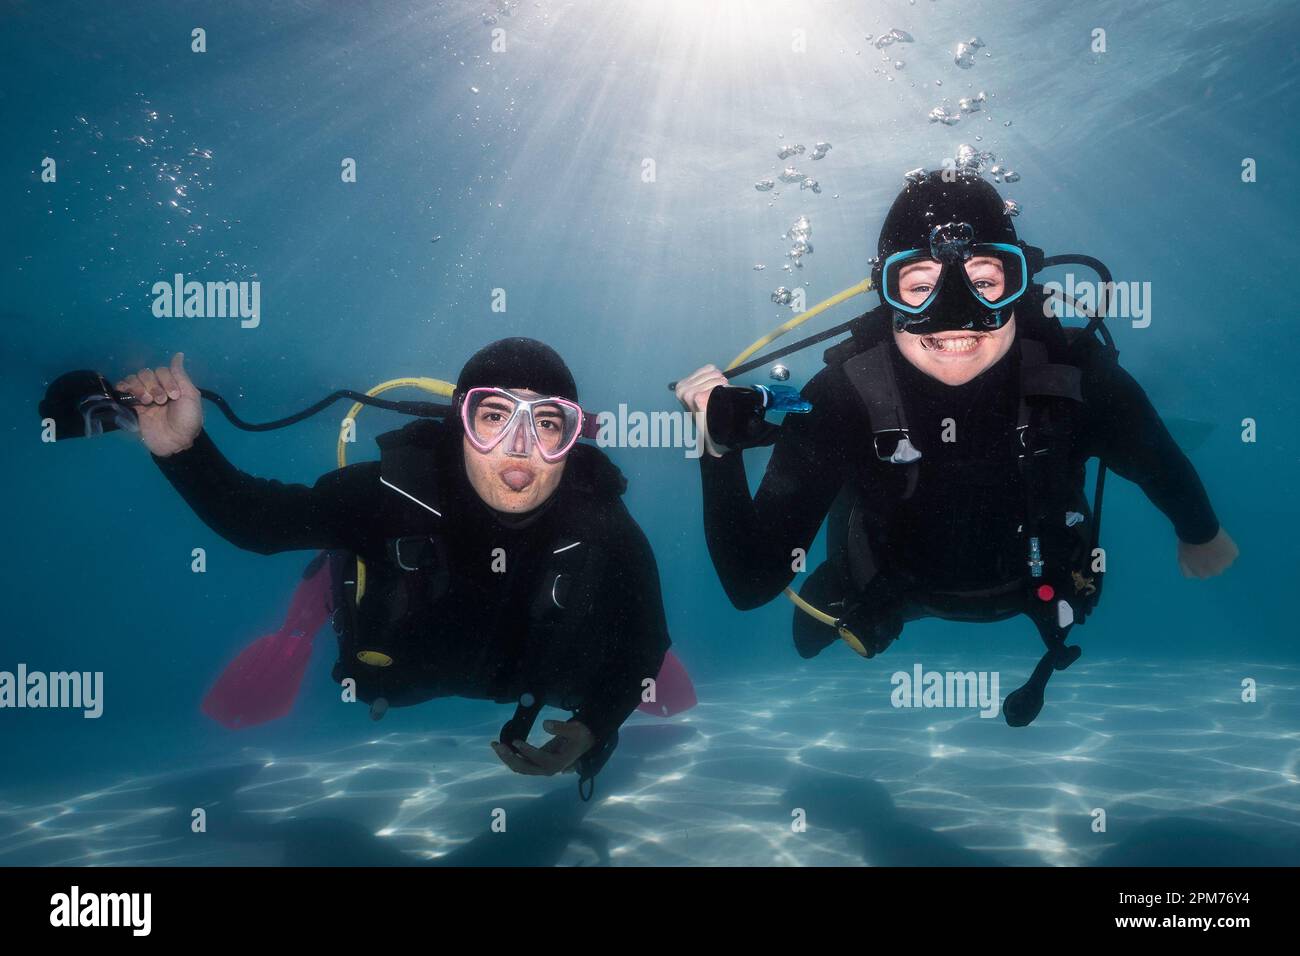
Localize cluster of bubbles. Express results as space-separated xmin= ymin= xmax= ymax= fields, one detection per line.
xmin=865 ymin=28 xmax=914 ymax=80
xmin=753 ymin=138 xmax=832 ymax=284
xmin=954 ymin=143 xmax=994 ymax=171
xmin=928 ymin=105 xmax=961 ymax=126
xmin=757 ymin=141 xmax=830 ymax=196
xmin=481 ymin=0 xmax=520 ymax=25
xmin=783 ymin=214 xmax=813 ymax=271
xmin=954 ymin=36 xmax=986 ymax=69
xmin=901 ymin=146 xmax=1023 ymax=207
xmin=777 ymin=141 xmax=832 ymax=163
xmin=63 ymin=102 xmax=219 ymax=232
xmin=953 ymin=143 xmax=1020 ymax=182
xmin=871 ymin=28 xmax=914 ymax=49
xmin=930 ymin=91 xmax=1012 ymax=129
xmin=857 ymin=27 xmax=1010 ymax=131
xmin=770 ymin=286 xmax=795 ymax=306
xmin=35 ymin=94 xmax=255 ymax=310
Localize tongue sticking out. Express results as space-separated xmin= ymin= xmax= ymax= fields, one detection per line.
xmin=500 ymin=468 xmax=535 ymax=492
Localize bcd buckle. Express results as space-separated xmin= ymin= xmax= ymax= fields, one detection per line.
xmin=391 ymin=536 xmax=436 ymax=571
xmin=873 ymin=430 xmax=922 ymax=464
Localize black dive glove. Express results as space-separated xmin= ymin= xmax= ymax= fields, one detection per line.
xmin=836 ymin=576 xmax=908 ymax=658
xmin=706 ymin=383 xmax=813 ymax=450
xmin=706 ymin=385 xmax=780 ymax=450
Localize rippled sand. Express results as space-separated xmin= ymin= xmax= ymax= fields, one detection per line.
xmin=2 ymin=655 xmax=1297 ymax=867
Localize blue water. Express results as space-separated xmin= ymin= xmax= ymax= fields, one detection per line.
xmin=1 ymin=0 xmax=1297 ymax=866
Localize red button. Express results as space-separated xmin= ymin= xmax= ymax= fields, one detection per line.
xmin=1037 ymin=584 xmax=1055 ymax=602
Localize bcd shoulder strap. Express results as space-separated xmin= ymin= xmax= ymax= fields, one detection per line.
xmin=840 ymin=343 xmax=923 ymax=499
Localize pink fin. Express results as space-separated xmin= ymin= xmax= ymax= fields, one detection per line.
xmin=637 ymin=649 xmax=698 ymax=718
xmin=201 ymin=555 xmax=333 ymax=729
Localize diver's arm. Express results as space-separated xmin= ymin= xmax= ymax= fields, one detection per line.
xmin=1084 ymin=361 xmax=1220 ymax=544
xmin=152 ymin=428 xmax=377 ymax=555
xmin=572 ymin=511 xmax=672 ymax=771
xmin=699 ymin=372 xmax=848 ymax=609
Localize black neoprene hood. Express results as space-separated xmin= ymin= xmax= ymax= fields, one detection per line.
xmin=455 ymin=337 xmax=579 ymax=403
xmin=876 ymin=169 xmax=1018 ymax=262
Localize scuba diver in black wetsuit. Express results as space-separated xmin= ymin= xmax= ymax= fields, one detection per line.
xmin=674 ymin=169 xmax=1238 ymax=726
xmin=110 ymin=338 xmax=672 ymax=794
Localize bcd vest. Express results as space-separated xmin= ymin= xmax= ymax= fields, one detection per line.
xmin=810 ymin=291 xmax=1112 ymax=632
xmin=328 ymin=422 xmax=615 ymax=722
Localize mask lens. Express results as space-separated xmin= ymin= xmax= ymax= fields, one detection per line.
xmin=962 ymin=243 xmax=1026 ymax=308
xmin=466 ymin=390 xmax=520 ymax=448
xmin=79 ymin=396 xmax=139 ymax=438
xmin=530 ymin=401 xmax=579 ymax=457
xmin=883 ymin=251 xmax=942 ymax=313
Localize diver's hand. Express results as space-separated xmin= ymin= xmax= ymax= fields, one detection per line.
xmin=674 ymin=364 xmax=730 ymax=457
xmin=490 ymin=719 xmax=595 ymax=776
xmin=1177 ymin=527 xmax=1239 ymax=579
xmin=839 ymin=603 xmax=904 ymax=659
xmin=116 ymin=352 xmax=204 ymax=458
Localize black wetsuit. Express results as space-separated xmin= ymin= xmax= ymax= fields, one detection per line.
xmin=701 ymin=311 xmax=1219 ymax=613
xmin=154 ymin=418 xmax=670 ymax=773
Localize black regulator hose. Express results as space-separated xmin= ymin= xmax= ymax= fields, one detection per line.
xmin=38 ymin=369 xmax=451 ymax=441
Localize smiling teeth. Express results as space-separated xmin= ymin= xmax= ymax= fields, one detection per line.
xmin=923 ymin=335 xmax=981 ymax=353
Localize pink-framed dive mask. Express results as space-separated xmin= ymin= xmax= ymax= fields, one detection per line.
xmin=458 ymin=386 xmax=598 ymax=463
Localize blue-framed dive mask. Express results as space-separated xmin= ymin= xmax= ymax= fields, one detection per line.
xmin=880 ymin=222 xmax=1029 ymax=334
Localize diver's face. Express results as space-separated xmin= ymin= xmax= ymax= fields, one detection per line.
xmin=462 ymin=388 xmax=567 ymax=513
xmin=892 ymin=256 xmax=1016 ymax=386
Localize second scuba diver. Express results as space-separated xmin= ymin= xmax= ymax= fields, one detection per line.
xmin=116 ymin=338 xmax=671 ymax=793
xmin=674 ymin=169 xmax=1238 ymax=725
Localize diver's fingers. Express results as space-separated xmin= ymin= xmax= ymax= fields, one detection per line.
xmin=1177 ymin=548 xmax=1207 ymax=578
xmin=135 ymin=368 xmax=166 ymax=404
xmin=684 ymin=365 xmax=729 ymax=394
xmin=695 ymin=378 xmax=729 ymax=412
xmin=541 ymin=719 xmax=587 ymax=742
xmin=672 ymin=376 xmax=695 ymax=408
xmin=674 ymin=365 xmax=726 ymax=406
xmin=490 ymin=741 xmax=543 ymax=775
xmin=115 ymin=373 xmax=146 ymax=402
xmin=170 ymin=352 xmax=199 ymax=397
xmin=510 ymin=740 xmax=564 ymax=775
xmin=154 ymin=364 xmax=181 ymax=401
xmin=675 ymin=369 xmax=729 ymax=413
